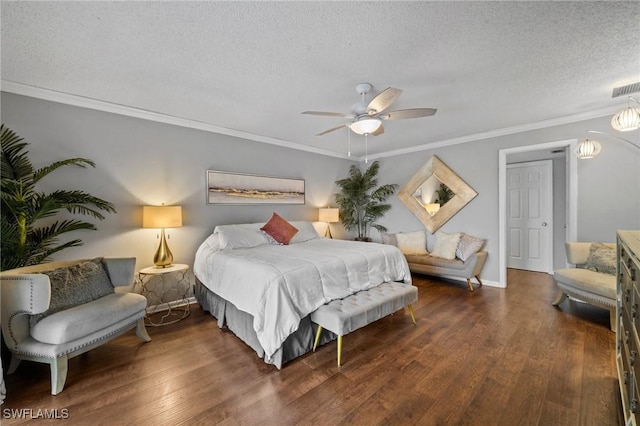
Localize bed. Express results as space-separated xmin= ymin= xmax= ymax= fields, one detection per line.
xmin=193 ymin=220 xmax=412 ymax=368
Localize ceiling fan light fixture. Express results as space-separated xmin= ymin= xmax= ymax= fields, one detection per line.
xmin=350 ymin=118 xmax=382 ymax=135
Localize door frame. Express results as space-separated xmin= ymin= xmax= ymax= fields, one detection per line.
xmin=498 ymin=139 xmax=578 ymax=287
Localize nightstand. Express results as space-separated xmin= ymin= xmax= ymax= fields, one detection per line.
xmin=138 ymin=263 xmax=190 ymax=326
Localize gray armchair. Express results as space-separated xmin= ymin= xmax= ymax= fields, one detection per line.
xmin=552 ymin=242 xmax=616 ymax=331
xmin=0 ymin=258 xmax=150 ymax=395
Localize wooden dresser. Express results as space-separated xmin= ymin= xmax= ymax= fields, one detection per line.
xmin=617 ymin=230 xmax=640 ymax=425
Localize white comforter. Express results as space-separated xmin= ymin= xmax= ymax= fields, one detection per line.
xmin=194 ymin=238 xmax=411 ymax=357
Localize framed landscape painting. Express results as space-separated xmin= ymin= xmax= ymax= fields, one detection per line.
xmin=206 ymin=170 xmax=305 ymax=205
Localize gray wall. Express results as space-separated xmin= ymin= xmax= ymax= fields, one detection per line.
xmin=2 ymin=93 xmax=639 ymax=287
xmin=373 ymin=115 xmax=640 ymax=285
xmin=0 ymin=93 xmax=353 ymax=271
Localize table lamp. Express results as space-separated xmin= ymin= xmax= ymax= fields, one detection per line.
xmin=318 ymin=207 xmax=340 ymax=238
xmin=143 ymin=205 xmax=182 ymax=267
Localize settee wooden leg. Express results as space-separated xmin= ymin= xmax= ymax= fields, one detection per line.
xmin=50 ymin=355 xmax=68 ymax=395
xmin=466 ymin=279 xmax=474 ymax=292
xmin=475 ymin=275 xmax=483 ymax=287
xmin=609 ymin=309 xmax=617 ymax=332
xmin=551 ymin=289 xmax=566 ymax=306
xmin=135 ymin=318 xmax=151 ymax=342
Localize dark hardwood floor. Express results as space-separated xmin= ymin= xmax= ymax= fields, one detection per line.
xmin=2 ymin=269 xmax=622 ymax=425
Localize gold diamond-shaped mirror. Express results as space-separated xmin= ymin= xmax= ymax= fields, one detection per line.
xmin=398 ymin=155 xmax=477 ymax=233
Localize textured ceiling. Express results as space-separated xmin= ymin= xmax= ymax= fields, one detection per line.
xmin=1 ymin=1 xmax=639 ymax=159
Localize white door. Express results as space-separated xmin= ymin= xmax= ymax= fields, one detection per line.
xmin=507 ymin=160 xmax=553 ymax=273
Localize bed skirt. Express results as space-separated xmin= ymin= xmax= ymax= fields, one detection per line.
xmin=195 ymin=279 xmax=335 ymax=369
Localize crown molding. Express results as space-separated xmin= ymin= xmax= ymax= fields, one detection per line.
xmin=2 ymin=80 xmax=620 ymax=163
xmin=363 ymin=105 xmax=622 ymax=161
xmin=0 ymin=80 xmax=351 ymax=160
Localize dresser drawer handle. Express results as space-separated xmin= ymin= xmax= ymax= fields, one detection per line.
xmin=632 ymin=398 xmax=638 ymax=413
xmin=626 ymin=331 xmax=630 ymax=344
xmin=624 ymin=371 xmax=629 ymax=384
xmin=632 ymin=350 xmax=637 ymax=365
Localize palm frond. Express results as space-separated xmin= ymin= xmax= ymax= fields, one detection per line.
xmin=33 ymin=158 xmax=96 ymax=183
xmin=1 ymin=125 xmax=34 ymax=181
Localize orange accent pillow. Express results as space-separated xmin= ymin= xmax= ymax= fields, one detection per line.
xmin=261 ymin=213 xmax=298 ymax=245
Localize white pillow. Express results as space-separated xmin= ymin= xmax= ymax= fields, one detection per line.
xmin=203 ymin=233 xmax=221 ymax=252
xmin=289 ymin=221 xmax=320 ymax=243
xmin=395 ymin=230 xmax=428 ymax=255
xmin=431 ymin=231 xmax=461 ymax=260
xmin=215 ymin=224 xmax=269 ymax=249
xmin=456 ymin=233 xmax=485 ymax=261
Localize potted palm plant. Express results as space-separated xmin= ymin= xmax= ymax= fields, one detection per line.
xmin=1 ymin=125 xmax=116 ymax=270
xmin=334 ymin=161 xmax=398 ymax=241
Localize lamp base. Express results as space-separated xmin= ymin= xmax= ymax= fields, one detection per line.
xmin=153 ymin=228 xmax=174 ymax=267
xmin=324 ymin=223 xmax=333 ymax=239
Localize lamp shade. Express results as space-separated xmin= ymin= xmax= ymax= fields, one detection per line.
xmin=350 ymin=118 xmax=382 ymax=135
xmin=143 ymin=205 xmax=183 ymax=228
xmin=424 ymin=203 xmax=440 ymax=216
xmin=318 ymin=207 xmax=339 ymax=223
xmin=576 ymin=139 xmax=602 ymax=159
xmin=611 ymin=106 xmax=640 ymax=132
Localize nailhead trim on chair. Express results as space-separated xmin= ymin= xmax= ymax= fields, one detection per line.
xmin=10 ymin=318 xmax=143 ymax=359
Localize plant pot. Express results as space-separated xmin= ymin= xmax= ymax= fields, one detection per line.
xmin=354 ymin=237 xmax=372 ymax=242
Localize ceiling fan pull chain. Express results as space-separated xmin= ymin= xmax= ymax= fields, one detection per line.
xmin=348 ymin=128 xmax=351 ymax=157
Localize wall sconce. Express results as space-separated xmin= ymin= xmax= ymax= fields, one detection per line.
xmin=318 ymin=207 xmax=340 ymax=238
xmin=143 ymin=205 xmax=182 ymax=267
xmin=611 ymin=96 xmax=640 ymax=132
xmin=423 ymin=203 xmax=441 ymax=216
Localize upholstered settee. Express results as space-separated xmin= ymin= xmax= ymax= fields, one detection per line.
xmin=404 ymin=251 xmax=488 ymax=291
xmin=552 ymin=242 xmax=616 ymax=331
xmin=381 ymin=230 xmax=488 ymax=291
xmin=0 ymin=258 xmax=150 ymax=395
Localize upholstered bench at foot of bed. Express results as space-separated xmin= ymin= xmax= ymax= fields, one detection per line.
xmin=311 ymin=282 xmax=418 ymax=367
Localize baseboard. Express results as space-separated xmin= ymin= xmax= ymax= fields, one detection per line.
xmin=422 ymin=274 xmax=505 ymax=289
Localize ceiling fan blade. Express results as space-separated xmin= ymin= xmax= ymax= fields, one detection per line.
xmin=302 ymin=111 xmax=348 ymax=117
xmin=371 ymin=124 xmax=385 ymax=136
xmin=382 ymin=108 xmax=437 ymax=120
xmin=316 ymin=124 xmax=347 ymax=136
xmin=367 ymin=87 xmax=403 ymax=115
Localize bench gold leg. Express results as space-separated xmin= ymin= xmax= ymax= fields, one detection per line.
xmin=337 ymin=335 xmax=343 ymax=367
xmin=408 ymin=304 xmax=416 ymax=324
xmin=313 ymin=325 xmax=323 ymax=351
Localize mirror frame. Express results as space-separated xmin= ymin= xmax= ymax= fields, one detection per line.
xmin=398 ymin=155 xmax=477 ymax=233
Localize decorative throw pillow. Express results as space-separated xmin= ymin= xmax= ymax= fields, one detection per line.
xmin=396 ymin=231 xmax=428 ymax=255
xmin=261 ymin=213 xmax=299 ymax=245
xmin=381 ymin=232 xmax=398 ymax=247
xmin=31 ymin=258 xmax=115 ymax=325
xmin=431 ymin=231 xmax=462 ymax=260
xmin=456 ymin=233 xmax=485 ymax=262
xmin=585 ymin=242 xmax=616 ymax=275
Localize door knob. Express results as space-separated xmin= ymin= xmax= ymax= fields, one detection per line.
xmin=542 ymin=222 xmax=548 ymax=226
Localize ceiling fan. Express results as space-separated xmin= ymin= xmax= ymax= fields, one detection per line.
xmin=302 ymin=83 xmax=437 ymax=137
